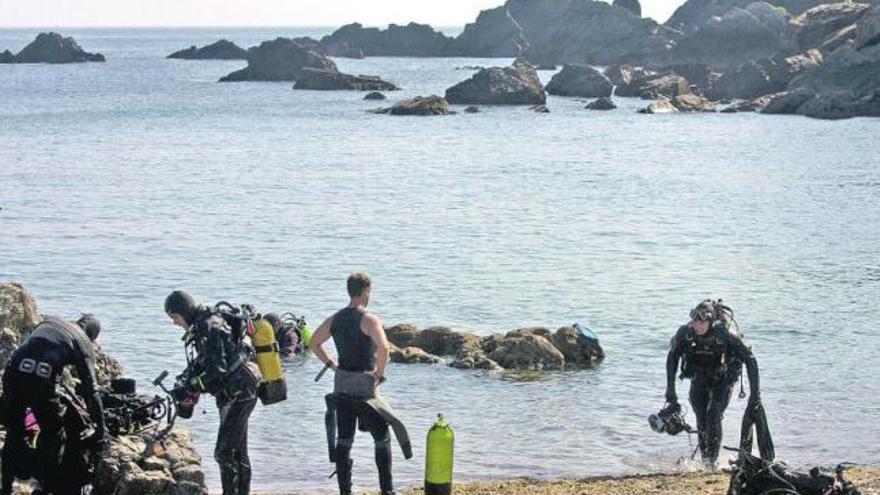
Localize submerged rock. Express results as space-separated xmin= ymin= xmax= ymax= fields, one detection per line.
xmin=464 ymin=105 xmax=481 ymax=113
xmin=293 ymin=68 xmax=399 ymax=91
xmin=219 ymin=37 xmax=337 ymax=82
xmin=364 ymin=91 xmax=387 ymax=100
xmin=13 ymin=32 xmax=105 ymax=63
xmin=531 ymin=104 xmax=551 ymax=113
xmin=445 ymin=62 xmax=546 ymax=105
xmin=545 ymin=63 xmax=613 ymax=98
xmin=585 ymin=96 xmax=618 ymax=110
xmin=0 ymin=50 xmax=13 ymax=63
xmin=167 ymin=39 xmax=248 ymax=60
xmin=372 ymin=96 xmax=453 ymax=116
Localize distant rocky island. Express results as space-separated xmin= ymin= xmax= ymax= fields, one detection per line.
xmin=167 ymin=39 xmax=248 ymax=60
xmin=0 ymin=32 xmax=105 ymax=64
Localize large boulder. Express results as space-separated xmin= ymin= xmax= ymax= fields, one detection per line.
xmin=666 ymin=2 xmax=790 ymax=70
xmin=455 ymin=0 xmax=677 ymax=65
xmin=639 ymin=98 xmax=680 ymax=113
xmin=0 ymin=50 xmax=13 ymax=63
xmin=614 ymin=0 xmax=643 ymax=17
xmin=293 ymin=68 xmax=399 ymax=91
xmin=319 ymin=22 xmax=457 ymax=57
xmin=585 ymin=96 xmax=618 ymax=109
xmin=219 ymin=38 xmax=337 ymax=82
xmin=709 ymin=49 xmax=822 ymax=100
xmin=167 ymin=39 xmax=248 ymax=60
xmin=551 ymin=326 xmax=605 ymax=366
xmin=385 ymin=324 xmax=420 ymax=348
xmin=445 ymin=62 xmax=546 ymax=105
xmin=789 ymin=2 xmax=872 ymax=53
xmin=545 ymin=63 xmax=613 ymax=97
xmin=487 ymin=330 xmax=566 ymax=371
xmin=413 ymin=327 xmax=481 ymax=356
xmin=672 ymin=93 xmax=717 ymax=111
xmin=13 ymin=32 xmax=104 ymax=63
xmin=605 ymin=64 xmax=653 ymax=88
xmin=372 ymin=96 xmax=454 ymax=116
xmin=616 ymin=72 xmax=692 ymax=99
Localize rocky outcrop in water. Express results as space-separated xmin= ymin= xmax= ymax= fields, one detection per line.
xmin=545 ymin=64 xmax=613 ymax=97
xmin=219 ymin=37 xmax=337 ymax=82
xmin=0 ymin=50 xmax=13 ymax=64
xmin=616 ymin=72 xmax=692 ymax=99
xmin=585 ymin=97 xmax=618 ymax=110
xmin=639 ymin=98 xmax=680 ymax=113
xmin=167 ymin=39 xmax=248 ymax=60
xmin=455 ymin=0 xmax=677 ymax=65
xmin=11 ymin=32 xmax=105 ymax=64
xmin=364 ymin=91 xmax=387 ymax=100
xmin=293 ymin=68 xmax=400 ymax=91
xmin=319 ymin=22 xmax=457 ymax=57
xmin=445 ymin=62 xmax=546 ymax=105
xmin=0 ymin=283 xmax=208 ymax=495
xmin=371 ymin=96 xmax=453 ymax=116
xmin=708 ymin=49 xmax=822 ymax=100
xmin=385 ymin=323 xmax=604 ymax=371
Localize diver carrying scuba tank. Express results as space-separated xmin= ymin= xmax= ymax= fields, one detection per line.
xmin=661 ymin=299 xmax=762 ymax=472
xmin=164 ymin=290 xmax=262 ymax=495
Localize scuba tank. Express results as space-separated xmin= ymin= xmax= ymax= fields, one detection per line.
xmin=251 ymin=315 xmax=288 ymax=405
xmin=425 ymin=414 xmax=454 ymax=495
xmin=299 ymin=320 xmax=313 ymax=348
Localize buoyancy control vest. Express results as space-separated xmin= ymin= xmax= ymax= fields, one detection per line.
xmin=679 ymin=323 xmax=741 ymax=384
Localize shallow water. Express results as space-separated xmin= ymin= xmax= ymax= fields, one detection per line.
xmin=1 ymin=27 xmax=879 ymax=493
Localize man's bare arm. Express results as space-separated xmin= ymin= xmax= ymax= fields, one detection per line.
xmin=309 ymin=315 xmax=337 ymax=369
xmin=362 ymin=313 xmax=390 ymax=381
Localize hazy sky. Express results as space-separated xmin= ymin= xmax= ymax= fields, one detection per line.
xmin=0 ymin=0 xmax=688 ymax=28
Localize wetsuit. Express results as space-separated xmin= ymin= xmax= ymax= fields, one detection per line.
xmin=666 ymin=322 xmax=759 ymax=464
xmin=179 ymin=307 xmax=261 ymax=495
xmin=0 ymin=316 xmax=105 ymax=495
xmin=330 ymin=307 xmax=394 ymax=495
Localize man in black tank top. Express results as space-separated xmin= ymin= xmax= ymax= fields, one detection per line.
xmin=310 ymin=273 xmax=396 ymax=495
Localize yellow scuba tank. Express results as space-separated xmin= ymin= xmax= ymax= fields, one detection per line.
xmin=425 ymin=414 xmax=454 ymax=495
xmin=251 ymin=316 xmax=287 ymax=405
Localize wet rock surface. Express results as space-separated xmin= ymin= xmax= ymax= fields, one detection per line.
xmin=385 ymin=323 xmax=604 ymax=371
xmin=585 ymin=97 xmax=618 ymax=110
xmin=545 ymin=64 xmax=614 ymax=98
xmin=0 ymin=283 xmax=208 ymax=495
xmin=445 ymin=62 xmax=546 ymax=105
xmin=371 ymin=96 xmax=453 ymax=116
xmin=616 ymin=72 xmax=692 ymax=99
xmin=167 ymin=39 xmax=248 ymax=60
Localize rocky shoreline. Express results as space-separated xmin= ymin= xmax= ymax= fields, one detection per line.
xmin=254 ymin=468 xmax=880 ymax=495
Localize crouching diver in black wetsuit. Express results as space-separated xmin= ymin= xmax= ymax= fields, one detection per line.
xmin=665 ymin=300 xmax=761 ymax=471
xmin=164 ymin=291 xmax=262 ymax=495
xmin=310 ymin=273 xmax=412 ymax=495
xmin=1 ymin=314 xmax=106 ymax=495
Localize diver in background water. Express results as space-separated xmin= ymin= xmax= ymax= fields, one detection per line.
xmin=665 ymin=300 xmax=761 ymax=471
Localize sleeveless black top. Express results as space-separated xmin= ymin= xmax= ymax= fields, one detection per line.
xmin=331 ymin=307 xmax=376 ymax=372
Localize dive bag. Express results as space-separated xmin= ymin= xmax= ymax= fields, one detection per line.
xmin=727 ymin=451 xmax=862 ymax=495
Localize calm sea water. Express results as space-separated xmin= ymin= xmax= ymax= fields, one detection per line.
xmin=1 ymin=27 xmax=879 ymax=493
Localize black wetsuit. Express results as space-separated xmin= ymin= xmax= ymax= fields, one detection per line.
xmin=330 ymin=307 xmax=394 ymax=495
xmin=179 ymin=307 xmax=261 ymax=495
xmin=0 ymin=316 xmax=105 ymax=495
xmin=666 ymin=322 xmax=759 ymax=463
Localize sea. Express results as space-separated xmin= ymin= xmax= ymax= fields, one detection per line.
xmin=1 ymin=27 xmax=879 ymax=493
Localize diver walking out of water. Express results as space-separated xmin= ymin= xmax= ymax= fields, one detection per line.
xmin=1 ymin=314 xmax=106 ymax=495
xmin=164 ymin=291 xmax=262 ymax=495
xmin=310 ymin=273 xmax=411 ymax=495
xmin=665 ymin=300 xmax=761 ymax=471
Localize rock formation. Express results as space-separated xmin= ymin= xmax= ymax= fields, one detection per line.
xmin=371 ymin=96 xmax=453 ymax=116
xmin=614 ymin=0 xmax=643 ymax=17
xmin=545 ymin=63 xmax=614 ymax=97
xmin=0 ymin=50 xmax=13 ymax=64
xmin=11 ymin=32 xmax=105 ymax=63
xmin=0 ymin=283 xmax=208 ymax=495
xmin=364 ymin=91 xmax=387 ymax=100
xmin=604 ymin=64 xmax=653 ymax=88
xmin=445 ymin=62 xmax=546 ymax=105
xmin=789 ymin=2 xmax=873 ymax=53
xmin=293 ymin=68 xmax=400 ymax=91
xmin=219 ymin=37 xmax=337 ymax=82
xmin=319 ymin=22 xmax=457 ymax=57
xmin=616 ymin=72 xmax=692 ymax=99
xmin=639 ymin=98 xmax=680 ymax=113
xmin=585 ymin=96 xmax=618 ymax=109
xmin=666 ymin=0 xmax=827 ymax=34
xmin=708 ymin=49 xmax=823 ymax=100
xmin=385 ymin=323 xmax=604 ymax=371
xmin=167 ymin=39 xmax=248 ymax=60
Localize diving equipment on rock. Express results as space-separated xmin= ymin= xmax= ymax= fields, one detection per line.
xmin=252 ymin=316 xmax=287 ymax=405
xmin=648 ymin=402 xmax=696 ymax=436
xmin=99 ymin=377 xmax=171 ymax=436
xmin=425 ymin=414 xmax=454 ymax=495
xmin=726 ymin=450 xmax=862 ymax=495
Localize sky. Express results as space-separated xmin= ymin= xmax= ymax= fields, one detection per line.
xmin=0 ymin=0 xmax=688 ymax=28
